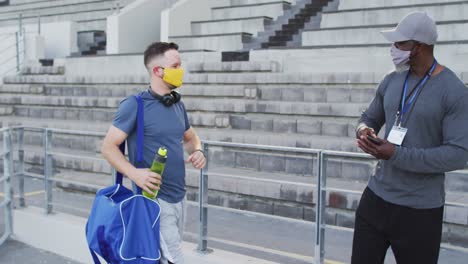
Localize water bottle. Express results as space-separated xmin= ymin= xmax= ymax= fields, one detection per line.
xmin=142 ymin=147 xmax=167 ymax=199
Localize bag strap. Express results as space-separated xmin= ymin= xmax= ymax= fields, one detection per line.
xmin=89 ymin=246 xmax=102 ymax=264
xmin=115 ymin=95 xmax=144 ymax=195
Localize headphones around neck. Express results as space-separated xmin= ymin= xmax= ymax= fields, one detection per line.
xmin=147 ymin=88 xmax=181 ymax=107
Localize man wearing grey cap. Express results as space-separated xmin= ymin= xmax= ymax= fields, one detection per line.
xmin=352 ymin=12 xmax=468 ymax=263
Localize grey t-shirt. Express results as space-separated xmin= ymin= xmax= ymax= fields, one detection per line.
xmin=359 ymin=67 xmax=468 ymax=209
xmin=113 ymin=90 xmax=190 ymax=203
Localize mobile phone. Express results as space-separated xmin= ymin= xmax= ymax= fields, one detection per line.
xmin=367 ymin=135 xmax=382 ymax=145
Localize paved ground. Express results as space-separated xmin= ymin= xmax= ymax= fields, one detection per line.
xmin=0 ymin=239 xmax=79 ymax=264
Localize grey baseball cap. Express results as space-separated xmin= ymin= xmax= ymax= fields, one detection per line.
xmin=381 ymin=11 xmax=438 ymax=45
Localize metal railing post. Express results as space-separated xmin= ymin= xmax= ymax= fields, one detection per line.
xmin=44 ymin=129 xmax=53 ymax=214
xmin=197 ymin=142 xmax=211 ymax=253
xmin=15 ymin=32 xmax=19 ymax=72
xmin=18 ymin=14 xmax=22 ymax=36
xmin=3 ymin=129 xmax=13 ymax=240
xmin=18 ymin=127 xmax=25 ymax=207
xmin=22 ymin=27 xmax=26 ymax=62
xmin=315 ymin=151 xmax=327 ymax=264
xmin=37 ymin=15 xmax=41 ymax=35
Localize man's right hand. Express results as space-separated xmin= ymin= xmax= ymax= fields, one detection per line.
xmin=129 ymin=168 xmax=162 ymax=195
xmin=357 ymin=127 xmax=376 ymax=140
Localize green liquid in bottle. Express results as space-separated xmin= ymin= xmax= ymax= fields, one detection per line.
xmin=143 ymin=147 xmax=167 ymax=199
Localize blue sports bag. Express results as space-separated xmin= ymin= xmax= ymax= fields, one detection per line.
xmin=86 ymin=95 xmax=161 ymax=264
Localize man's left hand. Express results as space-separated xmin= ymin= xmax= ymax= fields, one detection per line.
xmin=357 ymin=137 xmax=396 ymax=160
xmin=186 ymin=150 xmax=206 ymax=169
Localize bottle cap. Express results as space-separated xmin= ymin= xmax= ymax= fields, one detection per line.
xmin=158 ymin=147 xmax=167 ymax=157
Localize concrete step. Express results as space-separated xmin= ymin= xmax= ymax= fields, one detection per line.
xmin=7 ymin=103 xmax=362 ymax=136
xmin=183 ymin=98 xmax=367 ymax=117
xmin=231 ymin=0 xmax=293 ymax=5
xmin=0 ymin=94 xmax=121 ymax=108
xmin=187 ymin=61 xmax=281 ymax=73
xmin=0 ymin=71 xmax=390 ymax=89
xmin=338 ymin=0 xmax=459 ymax=11
xmin=0 ymin=106 xmax=14 ymax=116
xmin=446 ymin=169 xmax=468 ymax=193
xmin=228 ymin=114 xmax=357 ymax=137
xmin=212 ymin=1 xmax=291 ymax=20
xmin=321 ymin=2 xmax=468 ymax=28
xmin=0 ymin=84 xmax=45 ymax=94
xmin=12 ymin=105 xmax=115 ymax=122
xmin=184 ymin=72 xmax=382 ymax=84
xmin=1 ymin=71 xmax=386 ymax=85
xmin=0 ymin=83 xmax=139 ymax=97
xmin=41 ymin=84 xmax=136 ymax=97
xmin=182 ymin=83 xmax=376 ymax=103
xmin=246 ymin=45 xmax=468 ymax=73
xmin=1 ymin=116 xmax=108 ymax=133
xmin=255 ymin=84 xmax=376 ymax=103
xmin=303 ymin=21 xmax=468 ymax=46
xmin=188 ymin=112 xmax=230 ymax=128
xmin=0 ymin=89 xmax=369 ymax=116
xmin=19 ymin=66 xmax=65 ymax=75
xmin=181 ymin=84 xmax=249 ymax=98
xmin=191 ymin=16 xmax=273 ymax=37
xmin=18 ymin=144 xmax=105 ymax=168
xmin=53 ymin=169 xmax=133 ymax=194
xmin=8 ymin=110 xmax=230 ymax=130
xmin=169 ymin=33 xmax=253 ymax=52
xmin=0 ymin=82 xmax=376 ymax=103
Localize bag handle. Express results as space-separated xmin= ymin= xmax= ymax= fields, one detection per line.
xmin=115 ymin=95 xmax=144 ymax=195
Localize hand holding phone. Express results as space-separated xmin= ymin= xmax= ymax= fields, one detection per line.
xmin=367 ymin=135 xmax=382 ymax=145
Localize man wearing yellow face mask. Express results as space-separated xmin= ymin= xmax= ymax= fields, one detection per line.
xmin=101 ymin=42 xmax=206 ymax=264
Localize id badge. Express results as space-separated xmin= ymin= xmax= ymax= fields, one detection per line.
xmin=387 ymin=126 xmax=408 ymax=146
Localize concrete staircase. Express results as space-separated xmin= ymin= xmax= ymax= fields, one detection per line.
xmin=302 ymin=0 xmax=468 ymax=48
xmin=169 ymin=0 xmax=295 ymax=51
xmin=244 ymin=0 xmax=337 ymax=50
xmin=1 ymin=61 xmax=468 ymax=247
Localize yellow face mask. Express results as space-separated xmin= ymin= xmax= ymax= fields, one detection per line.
xmin=162 ymin=67 xmax=184 ymax=88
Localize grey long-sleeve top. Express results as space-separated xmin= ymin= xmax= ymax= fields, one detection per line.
xmin=358 ymin=67 xmax=468 ymax=209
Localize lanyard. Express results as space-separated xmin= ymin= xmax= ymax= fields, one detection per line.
xmin=397 ymin=60 xmax=437 ymax=126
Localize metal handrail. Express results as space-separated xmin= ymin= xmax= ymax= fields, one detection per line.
xmin=202 ymin=140 xmax=321 ymax=154
xmin=0 ymin=28 xmax=25 ymax=80
xmin=0 ymin=128 xmax=13 ymax=247
xmin=1 ymin=126 xmax=468 ymax=263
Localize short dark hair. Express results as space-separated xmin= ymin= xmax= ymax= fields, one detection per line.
xmin=144 ymin=42 xmax=179 ymax=68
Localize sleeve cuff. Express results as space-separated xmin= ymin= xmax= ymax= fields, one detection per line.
xmin=389 ymin=145 xmax=400 ymax=162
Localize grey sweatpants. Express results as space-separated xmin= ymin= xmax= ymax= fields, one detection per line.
xmin=158 ymin=198 xmax=186 ymax=264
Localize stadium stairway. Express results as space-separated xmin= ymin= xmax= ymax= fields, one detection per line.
xmin=169 ymin=0 xmax=295 ymax=51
